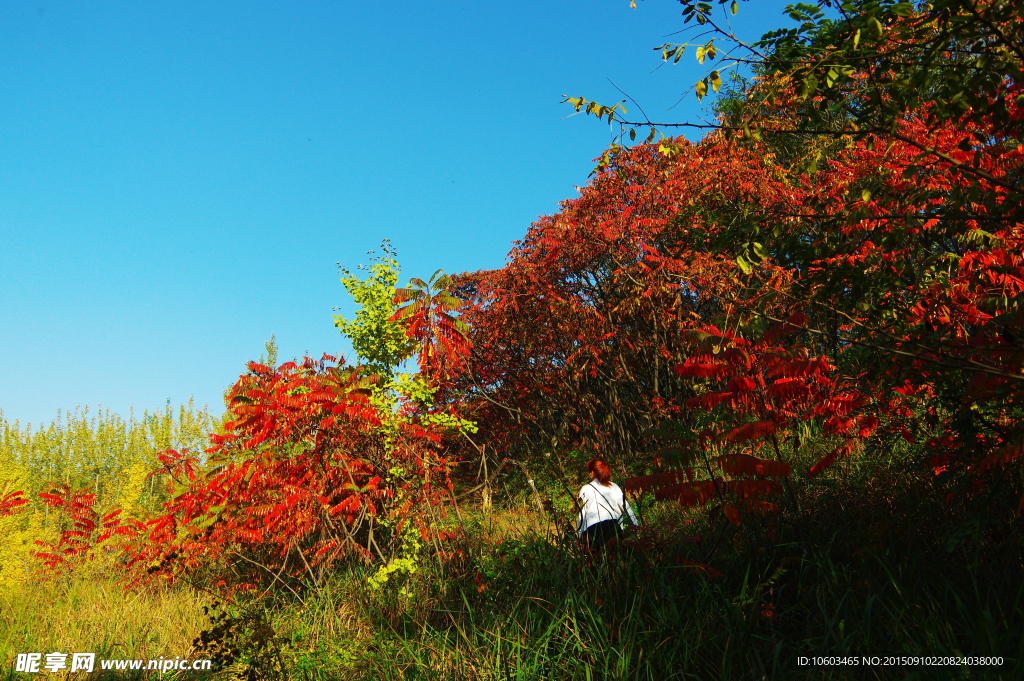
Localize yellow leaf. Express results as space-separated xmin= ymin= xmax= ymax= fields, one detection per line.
xmin=710 ymin=70 xmax=722 ymax=93
xmin=695 ymin=79 xmax=708 ymax=101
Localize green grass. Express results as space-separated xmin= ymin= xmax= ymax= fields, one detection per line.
xmin=263 ymin=465 xmax=1024 ymax=681
xmin=2 ymin=460 xmax=1022 ymax=680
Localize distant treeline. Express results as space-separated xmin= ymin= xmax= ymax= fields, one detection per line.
xmin=0 ymin=401 xmax=221 ymax=587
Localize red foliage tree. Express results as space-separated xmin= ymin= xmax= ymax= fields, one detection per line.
xmin=109 ymin=355 xmax=453 ymax=594
xmin=450 ymin=66 xmax=1023 ymax=517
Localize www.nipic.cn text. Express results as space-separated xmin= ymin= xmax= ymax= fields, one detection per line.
xmin=15 ymin=652 xmax=213 ymax=674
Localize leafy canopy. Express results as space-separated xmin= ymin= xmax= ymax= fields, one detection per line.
xmin=333 ymin=239 xmax=417 ymax=380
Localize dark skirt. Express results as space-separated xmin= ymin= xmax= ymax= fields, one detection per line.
xmin=583 ymin=519 xmax=621 ymax=549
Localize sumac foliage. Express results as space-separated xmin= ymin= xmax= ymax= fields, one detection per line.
xmin=34 ymin=484 xmax=144 ymax=572
xmin=552 ymin=0 xmax=1024 ymax=513
xmin=114 ymin=355 xmax=454 ymax=593
xmin=452 ymin=3 xmax=1024 ymax=516
xmin=625 ymin=315 xmax=876 ymax=525
xmin=12 ymin=1 xmax=1024 ymax=595
xmin=390 ymin=269 xmax=472 ymax=382
xmin=0 ymin=488 xmax=27 ymax=518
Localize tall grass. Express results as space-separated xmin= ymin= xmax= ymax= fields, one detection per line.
xmin=0 ymin=568 xmax=215 ymax=680
xmin=160 ymin=468 xmax=1016 ymax=681
xmin=229 ymin=453 xmax=1021 ymax=681
xmin=1 ymin=404 xmax=1020 ymax=679
xmin=2 ymin=480 xmax=1020 ymax=680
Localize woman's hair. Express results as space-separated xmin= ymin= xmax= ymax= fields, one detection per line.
xmin=586 ymin=459 xmax=612 ymax=486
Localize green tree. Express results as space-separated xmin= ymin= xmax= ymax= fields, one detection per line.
xmin=333 ymin=240 xmax=417 ymax=381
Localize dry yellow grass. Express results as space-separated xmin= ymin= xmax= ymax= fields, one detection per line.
xmin=0 ymin=569 xmax=215 ymax=674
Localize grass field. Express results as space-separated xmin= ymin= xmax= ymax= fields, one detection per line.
xmin=2 ymin=450 xmax=1021 ymax=680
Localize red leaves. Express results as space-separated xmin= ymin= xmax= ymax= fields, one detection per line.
xmin=786 ymin=312 xmax=809 ymax=327
xmin=154 ymin=449 xmax=201 ymax=484
xmin=389 ymin=270 xmax=472 ymax=381
xmin=32 ymin=483 xmax=143 ymax=573
xmin=38 ymin=486 xmax=97 ymax=516
xmin=474 ymin=571 xmax=488 ymax=593
xmin=742 ymin=500 xmax=779 ymax=517
xmin=762 ymin=312 xmax=809 ymax=345
xmin=730 ymin=479 xmax=783 ymax=501
xmin=723 ymin=503 xmax=741 ymax=526
xmin=109 ymin=354 xmax=455 ymax=593
xmin=823 ymin=416 xmax=856 ymax=436
xmin=674 ymin=362 xmax=731 ymax=378
xmin=101 ymin=509 xmax=122 ymax=527
xmin=963 ymin=371 xmax=1008 ymax=402
xmin=718 ymin=455 xmax=791 ymax=479
xmin=972 ymin=439 xmax=1024 ymax=476
xmin=0 ymin=490 xmax=28 ymax=517
xmin=727 ymin=377 xmax=757 ymax=393
xmin=768 ymin=377 xmax=809 ymax=401
xmin=722 ymin=420 xmax=776 ymax=444
xmin=214 ymin=360 xmax=382 ymax=460
xmin=721 ymin=347 xmax=752 ymax=368
xmin=453 ymin=70 xmax=1024 ymax=528
xmin=629 ymin=454 xmax=787 ymax=527
xmin=764 ymin=357 xmax=833 ymax=379
xmin=624 ymin=469 xmax=688 ymax=495
xmin=857 ymin=415 xmax=879 ymax=438
xmin=685 ymin=390 xmax=734 ymax=411
xmin=808 ymin=440 xmax=857 ymax=478
xmin=655 ymin=480 xmax=717 ymax=506
xmin=622 ymin=466 xmax=696 ymax=493
xmin=819 ymin=394 xmax=869 ymax=417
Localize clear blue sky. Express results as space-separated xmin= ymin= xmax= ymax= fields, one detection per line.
xmin=1 ymin=0 xmax=796 ymax=428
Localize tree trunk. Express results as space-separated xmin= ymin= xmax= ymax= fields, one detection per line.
xmin=515 ymin=461 xmax=546 ymax=515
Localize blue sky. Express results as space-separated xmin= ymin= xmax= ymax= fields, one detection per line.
xmin=1 ymin=0 xmax=796 ymax=428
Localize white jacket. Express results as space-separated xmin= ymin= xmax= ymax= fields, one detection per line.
xmin=576 ymin=480 xmax=639 ymax=537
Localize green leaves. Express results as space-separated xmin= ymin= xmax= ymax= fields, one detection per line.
xmin=193 ymin=505 xmax=224 ymax=530
xmin=659 ymin=43 xmax=686 ymax=64
xmin=736 ymin=242 xmax=768 ymax=274
xmin=798 ymin=74 xmax=818 ymax=100
xmin=736 ymin=252 xmax=752 ymax=274
xmin=562 ymin=96 xmax=627 ymax=124
xmin=335 ymin=240 xmax=417 ymax=379
xmin=691 ymin=41 xmax=723 ymax=101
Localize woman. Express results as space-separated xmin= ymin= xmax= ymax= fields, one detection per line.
xmin=576 ymin=458 xmax=639 ymax=549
